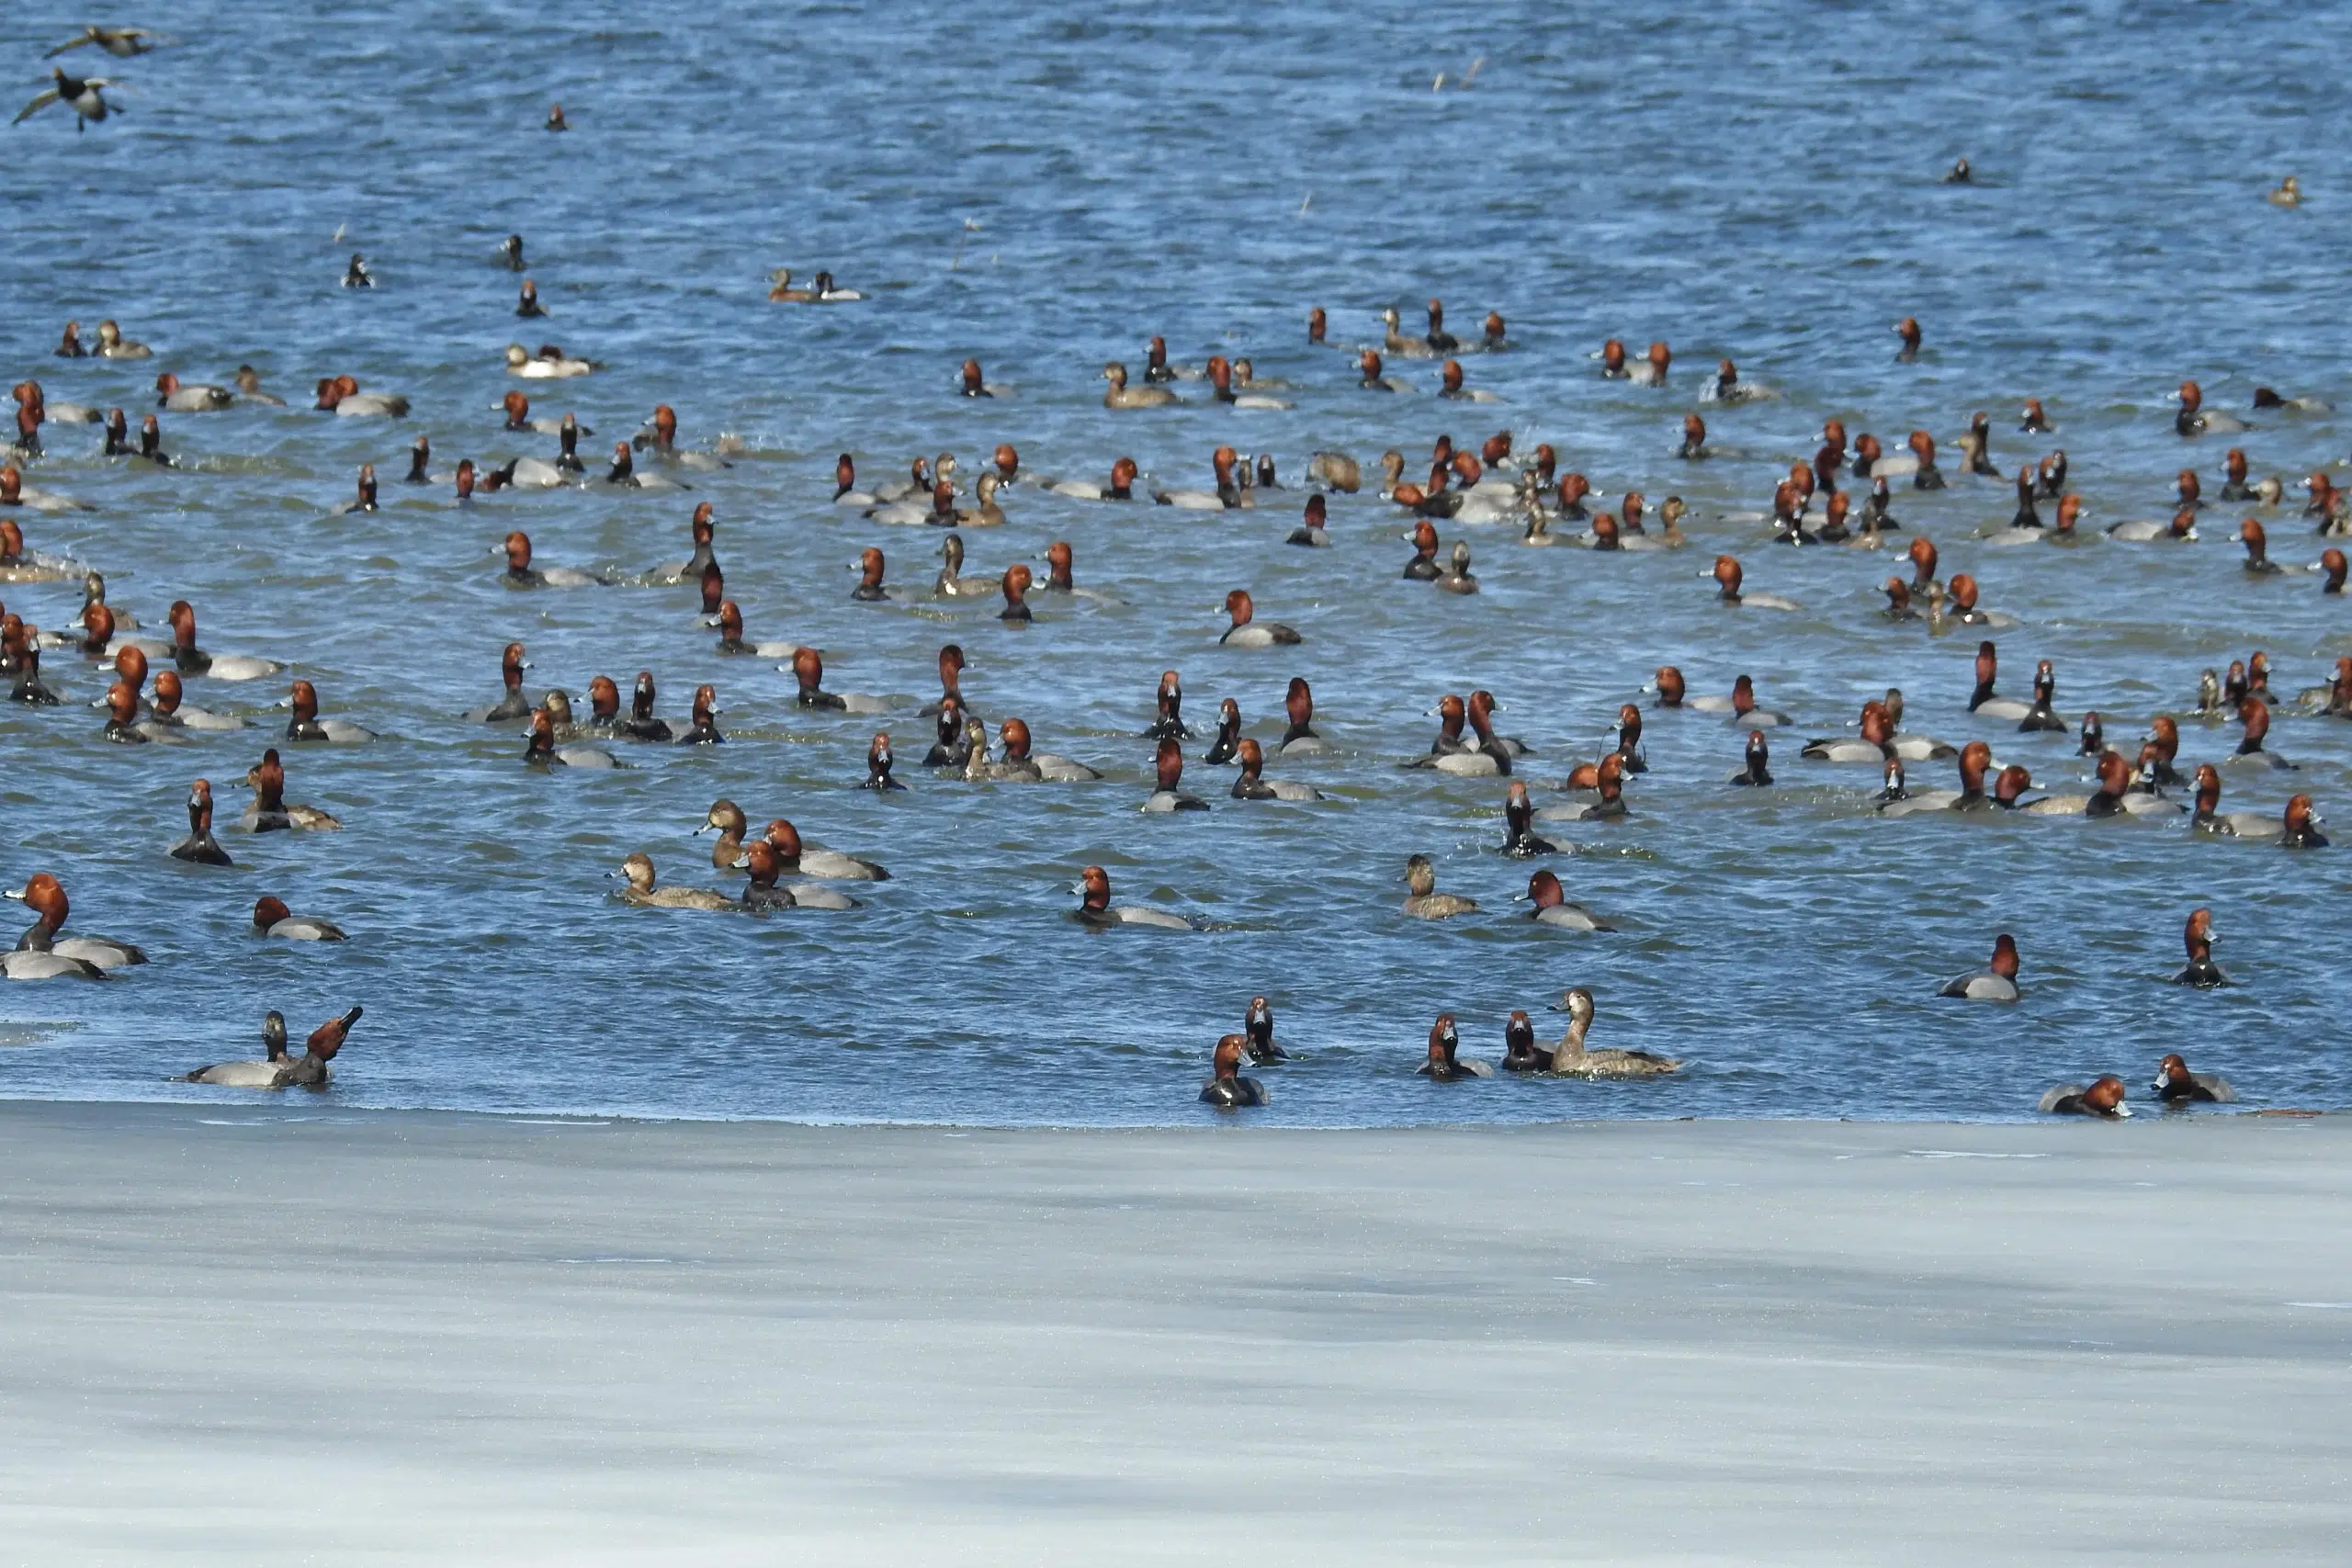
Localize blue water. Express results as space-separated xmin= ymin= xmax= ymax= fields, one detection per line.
xmin=4 ymin=0 xmax=2350 ymax=1123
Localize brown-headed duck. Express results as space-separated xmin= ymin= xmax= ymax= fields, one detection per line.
xmin=7 ymin=871 xmax=144 ymax=970
xmin=1415 ymin=1014 xmax=1491 ymax=1080
xmin=2153 ymin=1051 xmax=2233 ymax=1103
xmin=252 ymin=895 xmax=345 ymax=941
xmin=1144 ymin=736 xmax=1209 ymax=813
xmin=1402 ymin=854 xmax=1476 ymax=919
xmin=1548 ymin=988 xmax=1678 ymax=1076
xmin=1940 ymin=933 xmax=2020 ymax=1000
xmin=1073 ymin=864 xmax=1195 ymax=930
xmin=2039 ymin=1076 xmax=2130 ymax=1117
xmin=1200 ymin=1034 xmax=1267 ymax=1108
xmin=167 ymin=780 xmax=232 ymax=865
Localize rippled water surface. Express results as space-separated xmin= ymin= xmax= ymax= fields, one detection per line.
xmin=5 ymin=0 xmax=2352 ymax=1122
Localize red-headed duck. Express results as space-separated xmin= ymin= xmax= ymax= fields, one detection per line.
xmin=1144 ymin=669 xmax=1190 ymax=739
xmin=472 ymin=642 xmax=532 ymax=724
xmin=2321 ymin=549 xmax=2346 ymax=593
xmin=2153 ymin=1051 xmax=2233 ymax=1103
xmin=1521 ymin=868 xmax=1613 ymax=931
xmin=790 ymin=647 xmax=845 ymax=710
xmin=1307 ymin=307 xmax=1329 ymax=345
xmin=2175 ymin=379 xmax=2245 ymax=436
xmin=1402 ymin=854 xmax=1476 ymax=919
xmin=1220 ymin=589 xmax=1300 ymax=646
xmin=313 ymin=374 xmax=408 ymax=419
xmin=167 ymin=779 xmax=232 ymax=865
xmin=183 ymin=1008 xmax=360 ymax=1089
xmin=2108 ymin=507 xmax=2199 ymax=543
xmin=1200 ymin=1033 xmax=1268 ymax=1108
xmin=252 ymin=895 xmax=345 ymax=941
xmin=1288 ymin=494 xmax=1330 ymax=548
xmin=1357 ymin=348 xmax=1408 ymax=392
xmin=1730 ymin=728 xmax=1772 ymax=785
xmin=1547 ymin=988 xmax=1678 ymax=1076
xmin=1144 ymin=735 xmax=1209 ymax=813
xmin=1156 ymin=446 xmax=1247 ymax=510
xmin=1803 ymin=701 xmax=1897 ymax=763
xmin=7 ymin=871 xmax=144 ymax=970
xmin=1276 ymin=676 xmax=1326 ymax=754
xmin=998 ymin=561 xmax=1033 ymax=624
xmin=677 ymin=683 xmax=723 ymax=745
xmin=1626 ymin=341 xmax=1670 ymax=386
xmin=503 ymin=343 xmax=596 ymax=379
xmin=997 ymin=716 xmax=1101 ymax=783
xmin=1241 ymin=996 xmax=1287 ymax=1064
xmin=524 ymin=708 xmax=617 ymax=769
xmin=2039 ymin=1076 xmax=2129 ymax=1117
xmin=1500 ymin=781 xmax=1556 ymax=854
xmin=1713 ymin=554 xmax=1801 ymax=610
xmin=1046 ymin=456 xmax=1139 ymax=502
xmin=1939 ymin=932 xmax=2019 ymax=1000
xmin=501 ymin=531 xmax=611 ymax=590
xmin=2227 ymin=697 xmax=2290 ymax=769
xmin=1205 ymin=355 xmax=1292 ymax=409
xmin=2018 ymin=659 xmax=2066 ymax=732
xmin=1653 ymin=665 xmax=1686 ymax=709
xmin=1203 ymin=697 xmax=1243 ymax=764
xmin=285 ymin=679 xmax=376 ymax=744
xmin=1894 ymin=317 xmax=1921 ymax=361
xmin=2253 ymin=385 xmax=2333 ymax=413
xmin=102 ymin=678 xmax=146 ymax=743
xmin=1230 ymin=737 xmax=1321 ymax=801
xmin=1543 ymin=752 xmax=1630 ymax=822
xmin=1482 ymin=312 xmax=1510 ymax=351
xmin=2170 ymin=908 xmax=2226 ymax=988
xmin=2241 ymin=517 xmax=2282 ymax=574
xmin=2188 ymin=763 xmax=2274 ymax=839
xmin=154 ymin=371 xmax=231 ymax=412
xmin=1907 ymin=430 xmax=1943 ymax=490
xmin=1416 ymin=1014 xmax=1491 ymax=1080
xmin=1404 ymin=517 xmax=1442 ymax=578
xmin=1073 ymin=864 xmax=1195 ymax=931
xmin=2282 ymin=794 xmax=2327 ymax=848
xmin=2020 ymin=398 xmax=2051 ymax=434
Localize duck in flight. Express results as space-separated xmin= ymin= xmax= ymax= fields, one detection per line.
xmin=46 ymin=26 xmax=166 ymax=58
xmin=16 ymin=66 xmax=122 ymax=130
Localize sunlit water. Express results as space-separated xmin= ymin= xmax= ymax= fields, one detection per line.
xmin=4 ymin=0 xmax=2350 ymax=1123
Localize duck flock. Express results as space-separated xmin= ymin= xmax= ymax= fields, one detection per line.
xmin=3 ymin=20 xmax=2343 ymax=1121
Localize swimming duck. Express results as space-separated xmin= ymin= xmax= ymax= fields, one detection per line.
xmin=1416 ymin=1015 xmax=1491 ymax=1080
xmin=1219 ymin=589 xmax=1299 ymax=647
xmin=2281 ymin=794 xmax=2328 ymax=848
xmin=1205 ymin=355 xmax=1291 ymax=409
xmin=1803 ymin=701 xmax=1898 ymax=763
xmin=240 ymin=748 xmax=343 ymax=829
xmin=1046 ymin=457 xmax=1140 ymax=501
xmin=1712 ymin=555 xmax=1800 ymax=611
xmin=614 ymin=853 xmax=735 ymax=909
xmin=1242 ymin=997 xmax=1287 ymax=1064
xmin=155 ymin=373 xmax=232 ymax=412
xmin=8 ymin=872 xmax=145 ymax=971
xmin=860 ymin=731 xmax=907 ymax=791
xmin=675 ymin=683 xmax=724 ymax=745
xmin=252 ymin=895 xmax=345 ymax=941
xmin=762 ymin=818 xmax=888 ymax=882
xmin=2225 ymin=698 xmax=2292 ymax=770
xmin=1434 ymin=541 xmax=1478 ymax=594
xmin=1200 ymin=1034 xmax=1268 ymax=1109
xmin=1520 ymin=869 xmax=1611 ymax=931
xmin=1275 ymin=677 xmax=1328 ymax=755
xmin=1156 ymin=446 xmax=1248 ymax=511
xmin=1728 ymin=729 xmax=1773 ymax=786
xmin=1939 ymin=933 xmax=2020 ymax=1000
xmin=149 ymin=671 xmax=243 ymax=733
xmin=2152 ymin=1052 xmax=2234 ymax=1104
xmin=997 ymin=716 xmax=1100 ymax=782
xmin=284 ymin=679 xmax=376 ymax=744
xmin=167 ymin=779 xmax=233 ymax=865
xmin=1144 ymin=736 xmax=1210 ymax=812
xmin=1500 ymin=1010 xmax=1547 ymax=1074
xmin=1229 ymin=737 xmax=1320 ymax=801
xmin=523 ymin=708 xmax=618 ymax=769
xmin=1102 ymin=363 xmax=1176 ymax=409
xmin=1356 ymin=349 xmax=1408 ymax=392
xmin=1403 ymin=518 xmax=1442 ymax=578
xmin=1546 ymin=988 xmax=1678 ymax=1076
xmin=1287 ymin=494 xmax=1331 ymax=547
xmin=469 ymin=642 xmax=533 ymax=724
xmin=2169 ymin=908 xmax=2227 ymax=988
xmin=2038 ymin=1076 xmax=2130 ymax=1118
xmin=500 ymin=531 xmax=611 ymax=590
xmin=2176 ymin=379 xmax=2248 ymax=436
xmin=184 ymin=1009 xmax=360 ymax=1089
xmin=312 ymin=375 xmax=408 ymax=419
xmin=504 ymin=343 xmax=597 ymax=378
xmin=1401 ymin=854 xmax=1476 ymax=919
xmin=1072 ymin=864 xmax=1195 ymax=930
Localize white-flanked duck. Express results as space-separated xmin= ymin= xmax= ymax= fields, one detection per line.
xmin=7 ymin=872 xmax=145 ymax=971
xmin=1939 ymin=933 xmax=2020 ymax=1001
xmin=1072 ymin=864 xmax=1196 ymax=930
xmin=253 ymin=895 xmax=345 ymax=941
xmin=183 ymin=1008 xmax=360 ymax=1089
xmin=2039 ymin=1076 xmax=2130 ymax=1118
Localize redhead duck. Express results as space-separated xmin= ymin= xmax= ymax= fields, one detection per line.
xmin=603 ymin=441 xmax=691 ymax=491
xmin=1893 ymin=317 xmax=1922 ymax=361
xmin=497 ymin=389 xmax=575 ymax=436
xmin=1690 ymin=673 xmax=1789 ymax=728
xmin=2187 ymin=764 xmax=2274 ymax=839
xmin=1045 ymin=457 xmax=1139 ymax=502
xmin=1875 ymin=756 xmax=1909 ymax=806
xmin=1968 ymin=641 xmax=2033 ymax=720
xmin=1547 ymin=989 xmax=1678 ymax=1076
xmin=1520 ymin=869 xmax=1611 ymax=931
xmin=2281 ymin=794 xmax=2328 ymax=848
xmin=500 ymin=532 xmax=611 ymax=590
xmin=1101 ymin=363 xmax=1172 ymax=409
xmin=7 ymin=628 xmax=56 ymax=706
xmin=1625 ymin=341 xmax=1671 ymax=386
xmin=2153 ymin=1052 xmax=2234 ymax=1104
xmin=0 ymin=519 xmax=76 ymax=583
xmin=101 ymin=678 xmax=147 ymax=744
xmin=168 ymin=780 xmax=233 ymax=865
xmin=650 ymin=502 xmax=719 ymax=585
xmin=1481 ymin=312 xmax=1510 ymax=351
xmin=1905 ymin=430 xmax=1944 ymax=489
xmin=2107 ymin=507 xmax=2199 ymax=543
xmin=752 ymin=814 xmax=888 ymax=882
xmin=284 ymin=679 xmax=376 ymax=744
xmin=313 ymin=375 xmax=409 ymax=419
xmin=675 ymin=683 xmax=723 ymax=745
xmin=1229 ymin=737 xmax=1320 ymax=801
xmin=183 ymin=1009 xmax=360 ymax=1089
xmin=1701 ymin=361 xmax=1770 ymax=405
xmin=546 ymin=103 xmax=568 ymax=130
xmin=1219 ymin=589 xmax=1300 ymax=647
xmin=2175 ymin=380 xmax=2245 ymax=436
xmin=860 ymin=732 xmax=906 ymax=791
xmin=1436 ymin=359 xmax=1498 ymax=403
xmin=252 ymin=895 xmax=345 ymax=941
xmin=53 ymin=320 xmax=85 ymax=358
xmin=786 ymin=647 xmax=884 ymax=713
xmin=1242 ymin=997 xmax=1287 ymax=1064
xmin=851 ymin=545 xmax=906 ymax=603
xmin=996 ymin=716 xmax=1100 ymax=783
xmin=1403 ymin=518 xmax=1442 ymax=578
xmin=1487 ymin=779 xmax=1552 ymax=853
xmin=634 ymin=404 xmax=735 ymax=471
xmin=1357 ymin=348 xmax=1408 ymax=392
xmin=1416 ymin=1014 xmax=1491 ymax=1080
xmin=831 ymin=454 xmax=877 ymax=506
xmin=1073 ymin=865 xmax=1195 ymax=931
xmin=154 ymin=372 xmax=231 ymax=412
xmin=514 ymin=276 xmax=546 ymax=316
xmin=470 ymin=642 xmax=533 ymax=724
xmin=2224 ymin=697 xmax=2291 ymax=771
xmin=614 ymin=854 xmax=734 ymax=910
xmin=1143 ymin=669 xmax=1192 ymax=739
xmin=1287 ymin=494 xmax=1331 ymax=547
xmin=0 ymin=464 xmax=94 ymax=517
xmin=2039 ymin=1076 xmax=2130 ymax=1118
xmin=1402 ymin=854 xmax=1476 ymax=919
xmin=1541 ymin=753 xmax=1630 ymax=823
xmin=1729 ymin=729 xmax=1773 ymax=786
xmin=2017 ymin=751 xmax=2155 ymax=818
xmin=1712 ymin=555 xmax=1801 ymax=611
xmin=8 ymin=872 xmax=145 ymax=971
xmin=1940 ymin=934 xmax=2020 ymax=1000
xmin=2018 ymin=399 xmax=2052 ymax=434
xmin=1144 ymin=736 xmax=1209 ymax=813
xmin=2169 ymin=908 xmax=2227 ymax=988
xmin=918 ymin=644 xmax=974 ymax=718
xmin=2218 ymin=447 xmax=2255 ymax=502
xmin=1422 ymin=299 xmax=1459 ymax=354
xmin=1879 ymin=739 xmax=1994 ymax=817
xmin=1803 ymin=701 xmax=1898 ymax=763
xmin=1205 ymin=355 xmax=1291 ymax=409
xmin=1501 ymin=1010 xmax=1547 ymax=1074
xmin=2018 ymin=660 xmax=2066 ymax=732
xmin=2241 ymin=517 xmax=2283 ymax=574
xmin=735 ymin=840 xmax=842 ymax=911
xmin=342 ymin=253 xmax=377 ymax=288
xmin=504 ymin=343 xmax=596 ymax=378
xmin=1204 ymin=698 xmax=1243 ymax=764
xmin=2252 ymin=385 xmax=2331 ymax=413
xmin=711 ymin=602 xmax=799 ymax=661
xmin=1378 ymin=308 xmax=1435 ymax=360
xmin=523 ymin=708 xmax=618 ymax=769
xmin=1200 ymin=1034 xmax=1268 ymax=1109
xmin=957 ymin=716 xmax=1028 ymax=782
xmin=1157 ymin=446 xmax=1248 ymax=511
xmin=1276 ymin=676 xmax=1326 ymax=755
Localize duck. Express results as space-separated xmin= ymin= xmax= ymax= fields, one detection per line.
xmin=1377 ymin=307 xmax=1436 ymax=359
xmin=1242 ymin=997 xmax=1288 ymax=1064
xmin=674 ymin=683 xmax=724 ymax=745
xmin=45 ymin=25 xmax=166 ymax=58
xmin=1143 ymin=736 xmax=1210 ymax=812
xmin=1275 ymin=677 xmax=1328 ymax=755
xmin=2252 ymin=385 xmax=2332 ymax=414
xmin=1203 ymin=699 xmax=1244 ymax=764
xmin=785 ymin=647 xmax=885 ymax=714
xmin=2038 ymin=1077 xmax=2131 ymax=1118
xmin=252 ymin=895 xmax=345 ymax=941
xmin=612 ymin=852 xmax=735 ymax=910
xmin=1401 ymin=854 xmax=1476 ymax=919
xmin=1967 ymin=641 xmax=2033 ymax=720
xmin=1199 ymin=1034 xmax=1268 ymax=1109
xmin=633 ymin=404 xmax=734 ymax=471
xmin=504 ymin=343 xmax=597 ymax=378
xmin=1218 ymin=589 xmax=1300 ymax=646
xmin=2017 ymin=660 xmax=2067 ymax=731
xmin=1072 ymin=864 xmax=1196 ymax=930
xmin=1690 ymin=673 xmax=1790 ymax=728
xmin=1204 ymin=355 xmax=1291 ymax=409
xmin=2281 ymin=794 xmax=2328 ymax=848
xmin=2174 ymin=379 xmax=2246 ymax=436
xmin=2152 ymin=1052 xmax=2234 ymax=1105
xmin=2268 ymin=175 xmax=2301 ymax=208
xmin=1729 ymin=729 xmax=1773 ymax=786
xmin=997 ymin=717 xmax=1101 ymax=782
xmin=1434 ymin=541 xmax=1479 ymax=593
xmin=2187 ymin=764 xmax=2274 ymax=840
xmin=283 ymin=679 xmax=376 ymax=744
xmin=1803 ymin=701 xmax=1898 ymax=762
xmin=523 ymin=708 xmax=618 ymax=769
xmin=139 ymin=670 xmax=240 ymax=733
xmin=167 ymin=779 xmax=233 ymax=865
xmin=1520 ymin=870 xmax=1611 ymax=931
xmin=1939 ymin=933 xmax=2020 ymax=1001
xmin=500 ymin=531 xmax=611 ymax=590
xmin=1156 ymin=446 xmax=1248 ymax=510
xmin=92 ymin=319 xmax=148 ymax=359
xmin=14 ymin=66 xmax=122 ymax=130
xmin=1712 ymin=554 xmax=1800 ymax=611
xmin=154 ymin=373 xmax=232 ymax=412
xmin=2018 ymin=751 xmax=2160 ymax=818
xmin=759 ymin=818 xmax=888 ymax=882
xmin=1415 ymin=1015 xmax=1492 ymax=1080
xmin=240 ymin=749 xmax=343 ymax=829
xmin=1045 ymin=457 xmax=1140 ymax=501
xmin=183 ymin=1009 xmax=361 ymax=1089
xmin=7 ymin=872 xmax=145 ymax=971
xmin=1228 ymin=737 xmax=1320 ymax=801
xmin=1546 ymin=988 xmax=1679 ymax=1076
xmin=933 ymin=533 xmax=1002 ymax=599
xmin=1541 ymin=753 xmax=1630 ymax=823
xmin=1287 ymin=494 xmax=1331 ymax=547
xmin=1356 ymin=349 xmax=1408 ymax=392
xmin=1500 ymin=1010 xmax=1548 ymax=1074
xmin=469 ymin=642 xmax=534 ymax=724
xmin=956 ymin=473 xmax=1009 ymax=529
xmin=313 ymin=375 xmax=409 ymax=418
xmin=2170 ymin=908 xmax=2227 ymax=988
xmin=1499 ymin=780 xmax=1555 ymax=853
xmin=1402 ymin=518 xmax=1443 ymax=578
xmin=710 ymin=602 xmax=799 ymax=661
xmin=2107 ymin=507 xmax=2199 ymax=543
xmin=1102 ymin=363 xmax=1178 ymax=409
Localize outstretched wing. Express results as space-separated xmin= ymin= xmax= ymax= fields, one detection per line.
xmin=13 ymin=88 xmax=60 ymax=124
xmin=43 ymin=30 xmax=95 ymax=58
